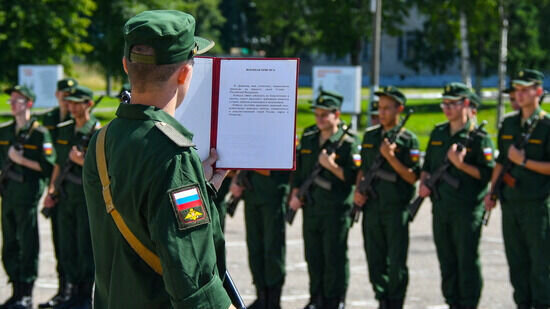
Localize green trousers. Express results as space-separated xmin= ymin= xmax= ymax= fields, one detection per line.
xmin=303 ymin=208 xmax=350 ymax=299
xmin=1 ymin=195 xmax=39 ymax=283
xmin=362 ymin=200 xmax=409 ymax=301
xmin=57 ymin=186 xmax=94 ymax=284
xmin=502 ymin=199 xmax=550 ymax=307
xmin=49 ymin=206 xmax=64 ymax=278
xmin=432 ymin=201 xmax=483 ymax=307
xmin=244 ymin=198 xmax=286 ymax=289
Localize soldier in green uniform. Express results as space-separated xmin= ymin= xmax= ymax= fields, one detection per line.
xmin=215 ymin=172 xmax=233 ymax=232
xmin=82 ymin=10 xmax=234 ymax=308
xmin=42 ymin=85 xmax=99 ymax=309
xmin=419 ymin=83 xmax=495 ymax=309
xmin=289 ymin=90 xmax=360 ymax=309
xmin=42 ymin=78 xmax=77 ymax=141
xmin=353 ymin=87 xmax=420 ymax=309
xmin=230 ymin=170 xmax=289 ymax=309
xmin=38 ymin=77 xmax=78 ymax=309
xmin=0 ymin=85 xmax=56 ymax=309
xmin=485 ymin=69 xmax=550 ymax=309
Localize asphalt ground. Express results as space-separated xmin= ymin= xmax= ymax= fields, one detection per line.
xmin=0 ymin=197 xmax=514 ymax=308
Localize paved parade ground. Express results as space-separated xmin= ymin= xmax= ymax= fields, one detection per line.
xmin=1 ymin=199 xmax=514 ymax=308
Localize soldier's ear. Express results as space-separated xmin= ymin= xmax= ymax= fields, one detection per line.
xmin=536 ymin=86 xmax=543 ymax=96
xmin=397 ymin=104 xmax=404 ymax=112
xmin=463 ymin=99 xmax=470 ymax=107
xmin=177 ymin=63 xmax=193 ymax=85
xmin=122 ymin=57 xmax=129 ymax=74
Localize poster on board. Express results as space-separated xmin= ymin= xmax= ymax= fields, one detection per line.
xmin=312 ymin=66 xmax=362 ymax=114
xmin=18 ymin=65 xmax=64 ymax=108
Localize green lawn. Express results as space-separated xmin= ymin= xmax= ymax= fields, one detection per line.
xmin=0 ymin=89 xmax=533 ymax=152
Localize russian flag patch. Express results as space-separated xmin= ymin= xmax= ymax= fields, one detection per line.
xmin=169 ymin=185 xmax=209 ymax=230
xmin=410 ymin=149 xmax=420 ymax=162
xmin=43 ymin=143 xmax=53 ymax=156
xmin=353 ymin=153 xmax=361 ymax=167
xmin=483 ymin=147 xmax=493 ymax=161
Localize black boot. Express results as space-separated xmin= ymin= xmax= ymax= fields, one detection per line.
xmin=0 ymin=282 xmax=19 ymax=309
xmin=517 ymin=304 xmax=531 ymax=309
xmin=304 ymin=294 xmax=323 ymax=309
xmin=74 ymin=282 xmax=93 ymax=309
xmin=534 ymin=305 xmax=549 ymax=309
xmin=53 ymin=282 xmax=80 ymax=309
xmin=39 ymin=277 xmax=74 ymax=308
xmin=387 ymin=299 xmax=404 ymax=309
xmin=10 ymin=281 xmax=33 ymax=309
xmin=266 ymin=286 xmax=282 ymax=309
xmin=248 ymin=288 xmax=267 ymax=309
xmin=449 ymin=305 xmax=460 ymax=309
xmin=323 ymin=297 xmax=345 ymax=309
xmin=378 ymin=299 xmax=389 ymax=309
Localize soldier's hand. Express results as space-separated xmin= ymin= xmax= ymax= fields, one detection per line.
xmin=202 ymin=148 xmax=219 ymax=181
xmin=318 ymin=149 xmax=336 ymax=169
xmin=447 ymin=144 xmax=466 ymax=168
xmin=418 ymin=183 xmax=431 ymax=198
xmin=230 ymin=183 xmax=244 ymax=198
xmin=380 ymin=138 xmax=396 ymax=159
xmin=289 ymin=193 xmax=303 ymax=211
xmin=44 ymin=194 xmax=57 ymax=208
xmin=353 ymin=190 xmax=367 ymax=206
xmin=484 ymin=193 xmax=497 ymax=211
xmin=507 ymin=145 xmax=525 ymax=165
xmin=69 ymin=146 xmax=85 ymax=165
xmin=8 ymin=146 xmax=24 ymax=165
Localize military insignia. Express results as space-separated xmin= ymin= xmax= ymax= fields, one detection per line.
xmin=431 ymin=141 xmax=443 ymax=146
xmin=362 ymin=143 xmax=373 ymax=148
xmin=483 ymin=147 xmax=493 ymax=161
xmin=519 ymin=71 xmax=524 ymax=77
xmin=295 ymin=134 xmax=300 ymax=147
xmin=410 ymin=149 xmax=420 ymax=162
xmin=353 ymin=154 xmax=361 ymax=167
xmin=169 ymin=185 xmax=210 ymax=230
xmin=43 ymin=143 xmax=53 ymax=155
xmin=67 ymin=80 xmax=74 ymax=86
xmin=501 ymin=135 xmax=513 ymax=140
xmin=446 ymin=85 xmax=451 ymax=92
xmin=0 ymin=140 xmax=9 ymax=146
xmin=301 ymin=149 xmax=312 ymax=154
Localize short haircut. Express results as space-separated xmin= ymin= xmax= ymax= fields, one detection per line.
xmin=126 ymin=45 xmax=193 ymax=92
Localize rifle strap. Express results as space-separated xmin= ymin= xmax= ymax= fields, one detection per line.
xmin=95 ymin=122 xmax=163 ymax=275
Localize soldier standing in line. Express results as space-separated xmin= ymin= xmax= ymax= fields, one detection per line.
xmin=43 ymin=85 xmax=99 ymax=309
xmin=289 ymin=90 xmax=360 ymax=309
xmin=230 ymin=170 xmax=289 ymax=309
xmin=0 ymin=85 xmax=56 ymax=309
xmin=354 ymin=87 xmax=420 ymax=309
xmin=38 ymin=77 xmax=78 ymax=309
xmin=485 ymin=69 xmax=550 ymax=309
xmin=418 ymin=83 xmax=494 ymax=309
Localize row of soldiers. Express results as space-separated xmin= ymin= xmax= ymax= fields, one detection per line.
xmin=226 ymin=69 xmax=549 ymax=309
xmin=0 ymin=79 xmax=102 ymax=309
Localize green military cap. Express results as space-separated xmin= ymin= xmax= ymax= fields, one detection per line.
xmin=512 ymin=69 xmax=544 ymax=87
xmin=4 ymin=85 xmax=36 ymax=102
xmin=468 ymin=90 xmax=482 ymax=108
xmin=375 ymin=86 xmax=407 ymax=105
xmin=124 ymin=10 xmax=215 ymax=65
xmin=64 ymin=85 xmax=93 ymax=102
xmin=57 ymin=78 xmax=78 ymax=92
xmin=370 ymin=96 xmax=379 ymax=115
xmin=311 ymin=90 xmax=344 ymax=110
xmin=442 ymin=82 xmax=471 ymax=101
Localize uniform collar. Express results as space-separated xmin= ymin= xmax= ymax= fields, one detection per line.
xmin=116 ymin=104 xmax=194 ymax=141
xmin=521 ymin=106 xmax=543 ymax=128
xmin=16 ymin=117 xmax=37 ymax=134
xmin=76 ymin=116 xmax=98 ymax=135
xmin=448 ymin=118 xmax=474 ymax=138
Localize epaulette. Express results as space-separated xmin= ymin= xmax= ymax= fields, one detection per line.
xmin=35 ymin=125 xmax=48 ymax=134
xmin=365 ymin=124 xmax=381 ymax=133
xmin=32 ymin=107 xmax=56 ymax=117
xmin=0 ymin=120 xmax=14 ymax=129
xmin=399 ymin=129 xmax=413 ymax=140
xmin=57 ymin=119 xmax=75 ymax=128
xmin=302 ymin=125 xmax=319 ymax=137
xmin=434 ymin=121 xmax=449 ymax=131
xmin=503 ymin=110 xmax=520 ymax=119
xmin=154 ymin=121 xmax=195 ymax=147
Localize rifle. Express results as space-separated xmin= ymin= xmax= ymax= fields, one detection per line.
xmin=226 ymin=171 xmax=252 ymax=217
xmin=408 ymin=120 xmax=488 ymax=222
xmin=41 ymin=122 xmax=98 ymax=218
xmin=0 ymin=120 xmax=39 ymax=196
xmin=483 ymin=114 xmax=541 ymax=226
xmin=350 ymin=109 xmax=413 ymax=225
xmin=286 ymin=125 xmax=353 ymax=225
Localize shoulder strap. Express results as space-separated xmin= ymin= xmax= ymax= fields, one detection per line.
xmin=95 ymin=122 xmax=163 ymax=275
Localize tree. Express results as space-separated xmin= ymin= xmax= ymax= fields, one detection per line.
xmin=0 ymin=0 xmax=95 ymax=83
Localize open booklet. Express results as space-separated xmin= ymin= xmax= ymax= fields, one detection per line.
xmin=175 ymin=57 xmax=299 ymax=170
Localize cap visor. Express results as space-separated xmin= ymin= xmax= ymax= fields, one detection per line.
xmin=442 ymin=95 xmax=463 ymax=100
xmin=376 ymin=93 xmax=404 ymax=105
xmin=194 ymin=37 xmax=215 ymax=55
xmin=310 ymin=104 xmax=334 ymax=110
xmin=63 ymin=96 xmax=87 ymax=102
xmin=512 ymin=80 xmax=536 ymax=87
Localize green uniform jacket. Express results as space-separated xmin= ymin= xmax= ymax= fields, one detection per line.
xmin=41 ymin=107 xmax=70 ymax=143
xmin=292 ymin=124 xmax=360 ymax=213
xmin=83 ymin=104 xmax=231 ymax=309
xmin=244 ymin=171 xmax=290 ymax=204
xmin=422 ymin=120 xmax=495 ymax=206
xmin=55 ymin=117 xmax=99 ymax=201
xmin=497 ymin=107 xmax=550 ymax=202
xmin=0 ymin=119 xmax=56 ymax=201
xmin=360 ymin=125 xmax=420 ymax=205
